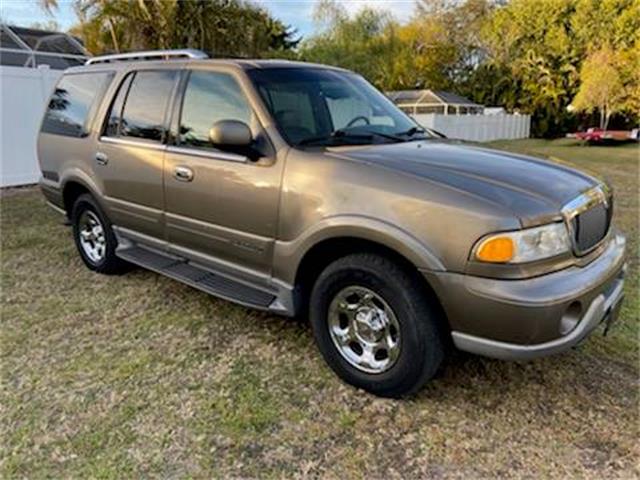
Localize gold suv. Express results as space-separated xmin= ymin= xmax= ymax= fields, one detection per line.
xmin=38 ymin=50 xmax=626 ymax=397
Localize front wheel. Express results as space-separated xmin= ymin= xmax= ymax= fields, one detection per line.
xmin=309 ymin=253 xmax=446 ymax=397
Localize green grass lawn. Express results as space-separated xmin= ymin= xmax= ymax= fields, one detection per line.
xmin=2 ymin=139 xmax=638 ymax=478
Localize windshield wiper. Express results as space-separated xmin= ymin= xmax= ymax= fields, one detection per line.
xmin=395 ymin=126 xmax=426 ymax=137
xmin=297 ymin=130 xmax=372 ymax=146
xmin=359 ymin=130 xmax=405 ymax=142
xmin=395 ymin=126 xmax=446 ymax=139
xmin=298 ymin=129 xmax=403 ymax=147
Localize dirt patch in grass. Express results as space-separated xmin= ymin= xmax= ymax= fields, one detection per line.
xmin=2 ymin=140 xmax=638 ymax=477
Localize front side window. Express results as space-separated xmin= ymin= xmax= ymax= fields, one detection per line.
xmin=110 ymin=70 xmax=178 ymax=142
xmin=42 ymin=72 xmax=113 ymax=137
xmin=247 ymin=67 xmax=430 ymax=146
xmin=178 ymin=70 xmax=253 ymax=149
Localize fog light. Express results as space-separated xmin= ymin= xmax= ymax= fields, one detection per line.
xmin=559 ymin=302 xmax=582 ymax=335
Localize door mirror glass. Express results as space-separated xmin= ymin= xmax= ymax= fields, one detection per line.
xmin=209 ymin=120 xmax=252 ymax=147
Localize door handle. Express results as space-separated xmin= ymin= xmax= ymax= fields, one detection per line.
xmin=174 ymin=165 xmax=194 ymax=182
xmin=95 ymin=151 xmax=108 ymax=165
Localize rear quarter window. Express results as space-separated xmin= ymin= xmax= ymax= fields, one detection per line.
xmin=41 ymin=72 xmax=113 ymax=138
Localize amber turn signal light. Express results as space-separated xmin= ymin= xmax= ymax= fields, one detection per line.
xmin=475 ymin=236 xmax=515 ymax=263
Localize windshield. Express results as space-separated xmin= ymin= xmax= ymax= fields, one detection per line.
xmin=247 ymin=67 xmax=431 ymax=147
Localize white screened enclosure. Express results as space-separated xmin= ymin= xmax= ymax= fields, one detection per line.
xmin=0 ymin=24 xmax=88 ymax=187
xmin=387 ymin=89 xmax=485 ymax=115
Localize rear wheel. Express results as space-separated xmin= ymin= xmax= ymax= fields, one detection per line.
xmin=309 ymin=253 xmax=445 ymax=397
xmin=71 ymin=193 xmax=129 ymax=274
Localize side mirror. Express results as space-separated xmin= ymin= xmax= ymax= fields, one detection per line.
xmin=209 ymin=120 xmax=252 ymax=147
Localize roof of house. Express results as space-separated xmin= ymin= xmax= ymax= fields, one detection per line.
xmin=386 ymin=89 xmax=483 ymax=107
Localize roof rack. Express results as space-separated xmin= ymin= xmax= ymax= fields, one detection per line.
xmin=85 ymin=49 xmax=208 ymax=65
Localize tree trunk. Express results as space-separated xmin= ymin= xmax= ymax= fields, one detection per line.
xmin=603 ymin=100 xmax=611 ymax=131
xmin=107 ymin=18 xmax=119 ymax=53
xmin=604 ymin=111 xmax=611 ymax=132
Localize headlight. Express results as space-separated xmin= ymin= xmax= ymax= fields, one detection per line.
xmin=473 ymin=223 xmax=571 ymax=264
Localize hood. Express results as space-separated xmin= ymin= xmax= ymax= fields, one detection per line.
xmin=329 ymin=140 xmax=601 ymax=226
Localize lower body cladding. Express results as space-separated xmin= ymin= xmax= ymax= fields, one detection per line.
xmin=423 ymin=233 xmax=627 ymax=360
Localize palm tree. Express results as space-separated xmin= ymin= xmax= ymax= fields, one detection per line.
xmin=39 ymin=0 xmax=298 ymax=57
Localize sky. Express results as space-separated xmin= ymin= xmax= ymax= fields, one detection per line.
xmin=0 ymin=0 xmax=417 ymax=38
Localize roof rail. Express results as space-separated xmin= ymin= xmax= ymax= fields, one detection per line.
xmin=85 ymin=49 xmax=208 ymax=65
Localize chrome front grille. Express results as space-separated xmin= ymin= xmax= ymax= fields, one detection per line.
xmin=562 ymin=185 xmax=612 ymax=255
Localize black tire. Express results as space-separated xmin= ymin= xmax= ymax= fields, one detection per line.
xmin=309 ymin=253 xmax=445 ymax=397
xmin=71 ymin=193 xmax=129 ymax=274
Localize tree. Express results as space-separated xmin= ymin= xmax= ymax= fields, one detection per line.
xmin=298 ymin=1 xmax=402 ymax=88
xmin=571 ymin=45 xmax=634 ymax=130
xmin=171 ymin=0 xmax=298 ymax=57
xmin=299 ymin=0 xmax=467 ymax=91
xmin=29 ymin=20 xmax=61 ymax=31
xmin=390 ymin=15 xmax=460 ymax=90
xmin=476 ymin=0 xmax=640 ymax=136
xmin=42 ymin=0 xmax=299 ymax=57
xmin=415 ymin=0 xmax=495 ymax=80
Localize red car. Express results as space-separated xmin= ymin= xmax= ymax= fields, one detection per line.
xmin=571 ymin=128 xmax=638 ymax=143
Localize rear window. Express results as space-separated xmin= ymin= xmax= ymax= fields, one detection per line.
xmin=41 ymin=72 xmax=113 ymax=137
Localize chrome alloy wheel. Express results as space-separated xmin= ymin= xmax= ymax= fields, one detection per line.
xmin=78 ymin=210 xmax=106 ymax=263
xmin=328 ymin=286 xmax=401 ymax=374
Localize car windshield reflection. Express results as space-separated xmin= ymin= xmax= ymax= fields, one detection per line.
xmin=247 ymin=67 xmax=433 ymax=147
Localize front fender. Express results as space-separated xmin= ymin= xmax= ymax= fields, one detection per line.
xmin=272 ymin=214 xmax=445 ymax=286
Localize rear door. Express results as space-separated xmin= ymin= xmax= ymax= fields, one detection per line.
xmin=163 ymin=67 xmax=284 ymax=278
xmin=98 ymin=67 xmax=179 ymax=240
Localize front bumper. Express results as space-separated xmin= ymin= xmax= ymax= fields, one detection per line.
xmin=423 ymin=233 xmax=626 ymax=360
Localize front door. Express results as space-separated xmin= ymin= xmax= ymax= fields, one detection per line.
xmin=163 ymin=68 xmax=283 ymax=279
xmin=98 ymin=68 xmax=179 ymax=240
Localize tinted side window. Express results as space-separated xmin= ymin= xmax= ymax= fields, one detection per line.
xmin=42 ymin=72 xmax=113 ymax=137
xmin=104 ymin=73 xmax=134 ymax=137
xmin=120 ymin=70 xmax=177 ymax=142
xmin=179 ymin=71 xmax=252 ymax=149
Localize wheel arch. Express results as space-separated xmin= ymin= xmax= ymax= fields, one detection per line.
xmin=279 ymin=216 xmax=444 ymax=285
xmin=284 ymin=221 xmax=447 ymax=323
xmin=60 ymin=171 xmax=104 ymax=216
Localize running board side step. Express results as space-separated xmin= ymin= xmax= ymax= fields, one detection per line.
xmin=116 ymin=246 xmax=277 ymax=309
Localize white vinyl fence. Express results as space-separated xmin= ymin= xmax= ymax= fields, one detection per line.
xmin=0 ymin=65 xmax=61 ymax=187
xmin=413 ymin=113 xmax=530 ymax=142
